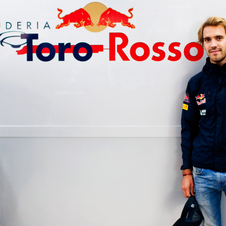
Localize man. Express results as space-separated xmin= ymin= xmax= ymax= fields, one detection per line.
xmin=181 ymin=17 xmax=226 ymax=226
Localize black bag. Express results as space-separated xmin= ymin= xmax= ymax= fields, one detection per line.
xmin=173 ymin=195 xmax=203 ymax=226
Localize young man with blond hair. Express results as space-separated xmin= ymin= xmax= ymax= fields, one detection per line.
xmin=181 ymin=16 xmax=226 ymax=226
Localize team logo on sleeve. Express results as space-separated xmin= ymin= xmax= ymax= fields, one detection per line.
xmin=195 ymin=94 xmax=206 ymax=105
xmin=184 ymin=93 xmax=190 ymax=103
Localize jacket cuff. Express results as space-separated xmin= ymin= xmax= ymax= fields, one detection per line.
xmin=180 ymin=164 xmax=192 ymax=171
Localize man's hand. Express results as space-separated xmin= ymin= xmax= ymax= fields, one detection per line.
xmin=181 ymin=169 xmax=194 ymax=198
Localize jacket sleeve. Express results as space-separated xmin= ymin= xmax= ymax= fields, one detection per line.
xmin=180 ymin=81 xmax=199 ymax=170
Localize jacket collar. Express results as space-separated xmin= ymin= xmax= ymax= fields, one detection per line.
xmin=203 ymin=57 xmax=226 ymax=75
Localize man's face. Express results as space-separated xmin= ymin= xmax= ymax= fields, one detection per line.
xmin=203 ymin=25 xmax=226 ymax=66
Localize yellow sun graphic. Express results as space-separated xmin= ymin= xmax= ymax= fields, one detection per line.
xmin=84 ymin=2 xmax=108 ymax=32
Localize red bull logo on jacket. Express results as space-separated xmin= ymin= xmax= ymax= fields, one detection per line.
xmin=184 ymin=93 xmax=190 ymax=103
xmin=196 ymin=94 xmax=205 ymax=101
xmin=196 ymin=94 xmax=206 ymax=105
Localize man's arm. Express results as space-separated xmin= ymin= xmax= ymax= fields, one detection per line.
xmin=180 ymin=80 xmax=199 ymax=197
xmin=181 ymin=169 xmax=194 ymax=197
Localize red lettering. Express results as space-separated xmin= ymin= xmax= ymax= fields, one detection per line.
xmin=109 ymin=33 xmax=130 ymax=61
xmin=184 ymin=42 xmax=204 ymax=61
xmin=152 ymin=42 xmax=165 ymax=61
xmin=130 ymin=42 xmax=150 ymax=61
xmin=168 ymin=42 xmax=181 ymax=61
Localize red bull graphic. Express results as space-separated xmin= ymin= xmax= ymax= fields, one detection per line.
xmin=184 ymin=93 xmax=190 ymax=103
xmin=196 ymin=94 xmax=206 ymax=105
xmin=56 ymin=8 xmax=94 ymax=29
xmin=55 ymin=2 xmax=135 ymax=32
xmin=97 ymin=8 xmax=135 ymax=29
xmin=195 ymin=94 xmax=205 ymax=100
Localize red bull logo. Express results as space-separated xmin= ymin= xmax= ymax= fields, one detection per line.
xmin=196 ymin=94 xmax=206 ymax=105
xmin=56 ymin=2 xmax=135 ymax=32
xmin=195 ymin=94 xmax=205 ymax=100
xmin=56 ymin=8 xmax=94 ymax=29
xmin=184 ymin=93 xmax=190 ymax=103
xmin=97 ymin=8 xmax=135 ymax=29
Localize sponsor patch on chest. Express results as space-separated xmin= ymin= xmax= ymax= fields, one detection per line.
xmin=195 ymin=94 xmax=206 ymax=106
xmin=200 ymin=109 xmax=206 ymax=116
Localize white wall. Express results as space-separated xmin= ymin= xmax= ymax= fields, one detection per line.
xmin=0 ymin=137 xmax=183 ymax=226
xmin=1 ymin=138 xmax=225 ymax=226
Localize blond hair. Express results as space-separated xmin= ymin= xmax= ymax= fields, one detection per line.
xmin=198 ymin=17 xmax=226 ymax=44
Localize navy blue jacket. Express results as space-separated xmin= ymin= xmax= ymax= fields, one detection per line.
xmin=181 ymin=58 xmax=226 ymax=172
